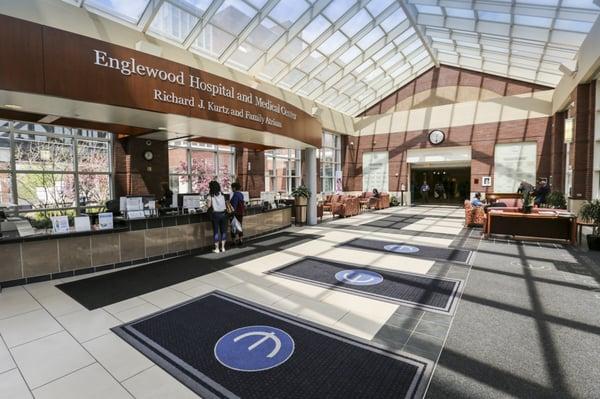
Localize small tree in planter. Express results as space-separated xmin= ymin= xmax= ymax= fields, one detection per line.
xmin=291 ymin=185 xmax=311 ymax=224
xmin=545 ymin=191 xmax=567 ymax=209
xmin=579 ymin=200 xmax=600 ymax=250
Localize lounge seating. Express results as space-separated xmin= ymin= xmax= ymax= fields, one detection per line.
xmin=332 ymin=196 xmax=359 ymax=218
xmin=464 ymin=200 xmax=485 ymax=227
xmin=358 ymin=192 xmax=390 ymax=210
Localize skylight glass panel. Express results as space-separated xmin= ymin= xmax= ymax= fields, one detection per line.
xmin=338 ymin=46 xmax=362 ymax=64
xmin=259 ymin=58 xmax=286 ymax=79
xmin=561 ymin=0 xmax=599 ymax=8
xmin=316 ymin=64 xmax=341 ymax=81
xmin=193 ymin=24 xmax=235 ymax=57
xmin=245 ymin=0 xmax=268 ymax=8
xmin=514 ymin=15 xmax=552 ymax=28
xmin=401 ymin=40 xmax=421 ymax=56
xmin=246 ymin=18 xmax=284 ymax=50
xmin=323 ymin=0 xmax=355 ymax=22
xmin=415 ymin=5 xmax=443 ymax=15
xmin=280 ymin=69 xmax=306 ymax=88
xmin=318 ymin=31 xmax=348 ymax=56
xmin=278 ymin=38 xmax=307 ymax=62
xmin=516 ymin=0 xmax=558 ymax=5
xmin=355 ymin=59 xmax=374 ymax=74
xmin=174 ymin=0 xmax=213 ymax=14
xmin=554 ymin=19 xmax=594 ymax=33
xmin=364 ymin=68 xmax=384 ymax=82
xmin=228 ymin=43 xmax=263 ymax=70
xmin=445 ymin=7 xmax=475 ymax=19
xmin=372 ymin=42 xmax=395 ymax=61
xmin=340 ymin=9 xmax=372 ymax=37
xmin=478 ymin=11 xmax=511 ymax=23
xmin=298 ymin=79 xmax=322 ymax=96
xmin=211 ymin=0 xmax=257 ymax=36
xmin=297 ymin=51 xmax=325 ymax=73
xmin=301 ymin=15 xmax=331 ymax=44
xmin=366 ymin=0 xmax=394 ymax=17
xmin=85 ymin=0 xmax=150 ymax=23
xmin=381 ymin=53 xmax=404 ymax=70
xmin=149 ymin=2 xmax=198 ymax=43
xmin=393 ymin=28 xmax=416 ymax=45
xmin=269 ymin=0 xmax=309 ymax=26
xmin=356 ymin=27 xmax=384 ymax=50
xmin=380 ymin=9 xmax=406 ymax=32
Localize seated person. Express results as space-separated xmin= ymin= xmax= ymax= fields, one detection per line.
xmin=471 ymin=192 xmax=484 ymax=207
xmin=372 ymin=188 xmax=380 ymax=198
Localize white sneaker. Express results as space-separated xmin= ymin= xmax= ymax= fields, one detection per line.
xmin=213 ymin=248 xmax=220 ymax=253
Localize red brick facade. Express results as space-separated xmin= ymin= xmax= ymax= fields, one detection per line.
xmin=569 ymin=82 xmax=595 ymax=200
xmin=235 ymin=147 xmax=265 ymax=198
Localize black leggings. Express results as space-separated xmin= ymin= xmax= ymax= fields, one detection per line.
xmin=211 ymin=211 xmax=227 ymax=242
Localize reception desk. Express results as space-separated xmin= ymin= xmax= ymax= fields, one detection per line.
xmin=0 ymin=206 xmax=292 ymax=287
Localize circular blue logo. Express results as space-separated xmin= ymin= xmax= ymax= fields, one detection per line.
xmin=214 ymin=325 xmax=294 ymax=372
xmin=334 ymin=269 xmax=384 ymax=286
xmin=383 ymin=244 xmax=420 ymax=254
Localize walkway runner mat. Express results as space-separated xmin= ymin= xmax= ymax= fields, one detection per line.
xmin=57 ymin=232 xmax=318 ymax=310
xmin=267 ymin=258 xmax=462 ymax=314
xmin=112 ymin=292 xmax=430 ymax=399
xmin=341 ymin=238 xmax=473 ymax=264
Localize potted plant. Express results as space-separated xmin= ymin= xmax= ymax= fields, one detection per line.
xmin=579 ymin=200 xmax=600 ymax=250
xmin=291 ymin=185 xmax=310 ymax=224
xmin=545 ymin=191 xmax=567 ymax=209
xmin=518 ymin=184 xmax=535 ymax=213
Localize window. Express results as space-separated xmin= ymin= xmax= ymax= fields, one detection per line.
xmin=168 ymin=141 xmax=235 ymax=194
xmin=320 ymin=131 xmax=341 ymax=193
xmin=0 ymin=119 xmax=113 ymax=216
xmin=264 ymin=149 xmax=301 ymax=193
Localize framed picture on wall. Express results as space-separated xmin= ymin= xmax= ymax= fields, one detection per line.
xmin=482 ymin=176 xmax=492 ymax=187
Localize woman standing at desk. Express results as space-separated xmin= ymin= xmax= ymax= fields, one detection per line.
xmin=230 ymin=182 xmax=245 ymax=246
xmin=208 ymin=180 xmax=227 ymax=253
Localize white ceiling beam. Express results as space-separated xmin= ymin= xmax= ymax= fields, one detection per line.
xmin=139 ymin=0 xmax=165 ymax=33
xmin=398 ymin=1 xmax=440 ymax=67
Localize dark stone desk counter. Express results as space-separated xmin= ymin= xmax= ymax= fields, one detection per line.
xmin=0 ymin=206 xmax=292 ymax=288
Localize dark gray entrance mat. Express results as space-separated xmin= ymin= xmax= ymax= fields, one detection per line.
xmin=341 ymin=238 xmax=473 ymax=264
xmin=267 ymin=258 xmax=462 ymax=314
xmin=113 ymin=292 xmax=430 ymax=399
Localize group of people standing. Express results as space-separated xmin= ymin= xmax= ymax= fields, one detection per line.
xmin=207 ymin=181 xmax=245 ymax=253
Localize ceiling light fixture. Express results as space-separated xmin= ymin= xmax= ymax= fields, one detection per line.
xmin=4 ymin=104 xmax=21 ymax=110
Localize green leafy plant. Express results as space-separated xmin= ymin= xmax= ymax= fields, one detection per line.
xmin=545 ymin=191 xmax=567 ymax=209
xmin=579 ymin=200 xmax=600 ymax=236
xmin=390 ymin=195 xmax=400 ymax=207
xmin=291 ymin=185 xmax=311 ymax=198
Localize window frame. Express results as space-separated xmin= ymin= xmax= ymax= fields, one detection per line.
xmin=319 ymin=131 xmax=342 ymax=194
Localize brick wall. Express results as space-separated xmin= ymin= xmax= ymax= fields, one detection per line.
xmin=361 ymin=65 xmax=551 ymax=116
xmin=570 ymin=82 xmax=595 ymax=200
xmin=235 ymin=147 xmax=265 ymax=198
xmin=114 ymin=137 xmax=169 ymax=199
xmin=343 ymin=117 xmax=553 ymax=194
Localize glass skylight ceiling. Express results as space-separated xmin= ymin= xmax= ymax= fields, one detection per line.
xmin=61 ymin=0 xmax=599 ymax=116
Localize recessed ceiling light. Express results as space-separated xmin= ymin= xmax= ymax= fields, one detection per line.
xmin=4 ymin=104 xmax=21 ymax=110
xmin=157 ymin=127 xmax=167 ymax=130
xmin=238 ymin=46 xmax=248 ymax=53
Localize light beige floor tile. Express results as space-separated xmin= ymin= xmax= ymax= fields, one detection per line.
xmin=369 ymin=255 xmax=434 ymax=274
xmin=271 ymin=294 xmax=347 ymax=326
xmin=313 ymin=247 xmax=382 ymax=265
xmin=32 ymin=363 xmax=132 ymax=399
xmin=332 ymin=311 xmax=387 ymax=341
xmin=179 ymin=281 xmax=216 ymax=298
xmin=0 ymin=288 xmax=41 ymax=320
xmin=233 ymin=252 xmax=302 ymax=275
xmin=57 ymin=309 xmax=121 ymax=343
xmin=169 ymin=277 xmax=210 ymax=293
xmin=103 ymin=297 xmax=148 ymax=315
xmin=83 ymin=332 xmax=153 ymax=382
xmin=321 ymin=291 xmax=398 ymax=319
xmin=225 ymin=283 xmax=293 ymax=306
xmin=0 ymin=337 xmax=16 ymax=374
xmin=140 ymin=288 xmax=190 ymax=309
xmin=198 ymin=271 xmax=245 ymax=290
xmin=122 ymin=366 xmax=198 ymax=399
xmin=0 ymin=309 xmax=63 ymax=348
xmin=221 ymin=268 xmax=276 ymax=288
xmin=23 ymin=281 xmax=62 ymax=301
xmin=266 ymin=276 xmax=334 ymax=299
xmin=0 ymin=368 xmax=33 ymax=399
xmin=37 ymin=292 xmax=86 ymax=318
xmin=10 ymin=331 xmax=94 ymax=389
xmin=112 ymin=303 xmax=161 ymax=323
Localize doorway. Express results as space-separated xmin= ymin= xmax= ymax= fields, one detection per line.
xmin=411 ymin=167 xmax=471 ymax=204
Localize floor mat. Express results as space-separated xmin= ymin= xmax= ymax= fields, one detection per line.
xmin=267 ymin=257 xmax=462 ymax=314
xmin=341 ymin=238 xmax=472 ymax=264
xmin=57 ymin=232 xmax=319 ymax=310
xmin=112 ymin=292 xmax=431 ymax=399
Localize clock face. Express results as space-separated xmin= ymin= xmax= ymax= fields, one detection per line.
xmin=428 ymin=130 xmax=445 ymax=145
xmin=144 ymin=151 xmax=154 ymax=161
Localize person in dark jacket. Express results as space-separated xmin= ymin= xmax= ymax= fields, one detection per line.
xmin=534 ymin=179 xmax=550 ymax=207
xmin=229 ymin=182 xmax=245 ymax=246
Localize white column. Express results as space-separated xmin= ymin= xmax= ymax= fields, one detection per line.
xmin=306 ymin=147 xmax=318 ymax=225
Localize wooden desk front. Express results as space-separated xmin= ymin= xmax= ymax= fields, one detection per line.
xmin=485 ymin=211 xmax=576 ymax=244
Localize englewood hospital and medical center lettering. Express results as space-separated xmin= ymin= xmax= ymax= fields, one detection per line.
xmin=93 ymin=50 xmax=296 ymax=128
xmin=0 ymin=15 xmax=321 ymax=147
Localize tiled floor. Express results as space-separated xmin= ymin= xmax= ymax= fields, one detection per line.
xmin=5 ymin=204 xmax=595 ymax=398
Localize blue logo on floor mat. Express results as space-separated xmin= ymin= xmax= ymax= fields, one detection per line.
xmin=335 ymin=269 xmax=384 ymax=286
xmin=383 ymin=244 xmax=420 ymax=254
xmin=214 ymin=325 xmax=294 ymax=372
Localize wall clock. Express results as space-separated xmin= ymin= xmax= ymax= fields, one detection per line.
xmin=428 ymin=129 xmax=445 ymax=145
xmin=144 ymin=150 xmax=154 ymax=161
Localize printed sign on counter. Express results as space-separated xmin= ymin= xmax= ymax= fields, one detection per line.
xmin=51 ymin=216 xmax=70 ymax=234
xmin=74 ymin=216 xmax=91 ymax=232
xmin=98 ymin=212 xmax=114 ymax=230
